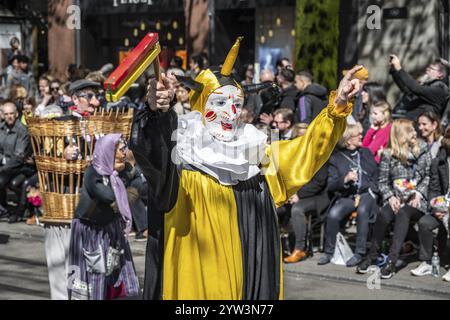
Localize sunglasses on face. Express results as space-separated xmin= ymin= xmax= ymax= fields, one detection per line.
xmin=51 ymin=87 xmax=60 ymax=91
xmin=77 ymin=92 xmax=100 ymax=101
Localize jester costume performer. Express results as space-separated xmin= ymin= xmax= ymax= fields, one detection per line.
xmin=131 ymin=38 xmax=354 ymax=300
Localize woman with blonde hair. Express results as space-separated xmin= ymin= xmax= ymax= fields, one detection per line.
xmin=8 ymin=84 xmax=27 ymax=101
xmin=357 ymin=119 xmax=432 ymax=279
xmin=362 ymin=101 xmax=392 ymax=164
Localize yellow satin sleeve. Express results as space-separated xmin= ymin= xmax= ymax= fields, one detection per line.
xmin=263 ymin=91 xmax=352 ymax=208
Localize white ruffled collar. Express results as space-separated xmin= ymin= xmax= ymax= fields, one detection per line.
xmin=175 ymin=111 xmax=268 ymax=185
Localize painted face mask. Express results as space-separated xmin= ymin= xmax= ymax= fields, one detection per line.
xmin=178 ymin=37 xmax=257 ymax=142
xmin=204 ymin=85 xmax=244 ymax=142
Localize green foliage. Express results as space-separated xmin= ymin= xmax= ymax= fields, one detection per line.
xmin=295 ymin=0 xmax=340 ymax=91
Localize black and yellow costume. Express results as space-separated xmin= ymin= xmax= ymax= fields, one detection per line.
xmin=130 ymin=38 xmax=352 ymax=300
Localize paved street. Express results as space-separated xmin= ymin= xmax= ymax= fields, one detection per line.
xmin=1 ymin=222 xmax=450 ymax=300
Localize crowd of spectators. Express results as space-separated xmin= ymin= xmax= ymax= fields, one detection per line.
xmin=1 ymin=35 xmax=450 ymax=282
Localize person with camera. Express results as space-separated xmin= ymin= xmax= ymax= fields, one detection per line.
xmin=390 ymin=55 xmax=449 ymax=120
xmin=276 ymin=68 xmax=298 ymax=111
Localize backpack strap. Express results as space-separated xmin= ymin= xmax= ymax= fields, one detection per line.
xmin=298 ymin=96 xmax=306 ymax=122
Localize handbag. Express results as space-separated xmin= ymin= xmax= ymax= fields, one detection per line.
xmin=83 ymin=244 xmax=106 ymax=274
xmin=331 ymin=232 xmax=354 ymax=265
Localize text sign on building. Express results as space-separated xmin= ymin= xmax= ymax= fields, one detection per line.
xmin=383 ymin=7 xmax=408 ymax=20
xmin=113 ymin=0 xmax=154 ymax=7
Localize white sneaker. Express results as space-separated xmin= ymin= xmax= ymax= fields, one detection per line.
xmin=442 ymin=269 xmax=450 ymax=282
xmin=411 ymin=261 xmax=432 ymax=276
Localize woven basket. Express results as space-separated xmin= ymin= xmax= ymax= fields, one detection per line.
xmin=28 ymin=109 xmax=133 ymax=223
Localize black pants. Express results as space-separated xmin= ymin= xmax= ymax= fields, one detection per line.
xmin=417 ymin=214 xmax=448 ymax=262
xmin=0 ymin=168 xmax=21 ymax=207
xmin=129 ymin=178 xmax=148 ymax=233
xmin=324 ymin=193 xmax=377 ymax=256
xmin=290 ymin=193 xmax=329 ymax=250
xmin=276 ymin=203 xmax=292 ymax=229
xmin=130 ymin=198 xmax=148 ymax=233
xmin=368 ymin=204 xmax=423 ymax=263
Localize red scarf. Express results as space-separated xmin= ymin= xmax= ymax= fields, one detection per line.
xmin=68 ymin=106 xmax=91 ymax=118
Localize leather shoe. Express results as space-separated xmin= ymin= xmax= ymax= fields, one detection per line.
xmin=284 ymin=249 xmax=307 ymax=263
xmin=318 ymin=253 xmax=332 ymax=265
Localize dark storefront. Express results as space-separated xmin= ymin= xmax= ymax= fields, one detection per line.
xmin=78 ymin=0 xmax=296 ymax=76
xmin=79 ymin=0 xmax=185 ymax=70
xmin=0 ymin=0 xmax=48 ymax=76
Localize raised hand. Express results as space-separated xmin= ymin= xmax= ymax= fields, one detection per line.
xmin=259 ymin=113 xmax=273 ymax=125
xmin=334 ymin=65 xmax=363 ymax=108
xmin=146 ymin=72 xmax=176 ymax=112
xmin=389 ymin=54 xmax=402 ymax=71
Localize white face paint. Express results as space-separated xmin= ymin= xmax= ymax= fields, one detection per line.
xmin=204 ymin=85 xmax=244 ymax=142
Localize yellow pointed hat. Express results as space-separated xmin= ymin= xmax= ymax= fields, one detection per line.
xmin=221 ymin=36 xmax=243 ymax=77
xmin=185 ymin=37 xmax=244 ymax=115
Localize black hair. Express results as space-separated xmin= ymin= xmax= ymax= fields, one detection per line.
xmin=17 ymin=55 xmax=29 ymax=64
xmin=190 ymin=55 xmax=204 ymax=70
xmin=172 ymin=56 xmax=183 ymax=69
xmin=280 ymin=68 xmax=295 ymax=83
xmin=10 ymin=37 xmax=19 ymax=46
xmin=276 ymin=57 xmax=290 ymax=68
xmin=362 ymin=82 xmax=386 ymax=106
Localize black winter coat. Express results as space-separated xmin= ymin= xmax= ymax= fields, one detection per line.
xmin=294 ymin=83 xmax=328 ymax=124
xmin=328 ymin=147 xmax=379 ymax=198
xmin=297 ymin=163 xmax=329 ymax=198
xmin=75 ymin=164 xmax=132 ymax=225
xmin=391 ymin=69 xmax=449 ymax=119
xmin=429 ymin=147 xmax=449 ymax=201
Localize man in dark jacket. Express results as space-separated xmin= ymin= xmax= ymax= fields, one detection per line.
xmin=284 ymin=164 xmax=330 ymax=263
xmin=390 ymin=55 xmax=449 ymax=120
xmin=294 ymin=71 xmax=328 ymax=123
xmin=0 ymin=101 xmax=30 ymax=219
xmin=276 ymin=68 xmax=298 ymax=110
